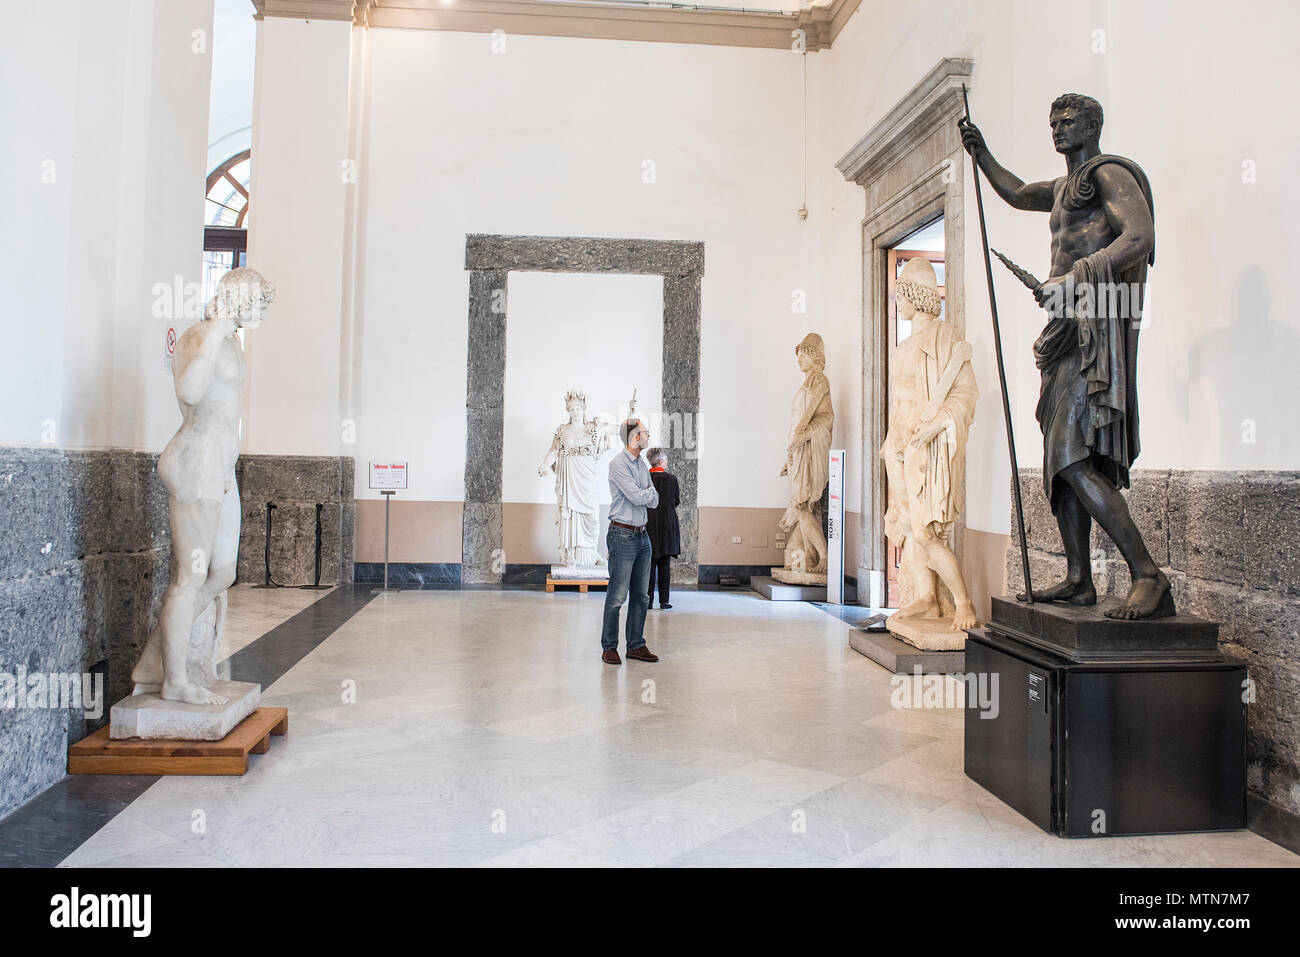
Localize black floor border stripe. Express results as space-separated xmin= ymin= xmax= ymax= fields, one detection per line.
xmin=0 ymin=585 xmax=376 ymax=868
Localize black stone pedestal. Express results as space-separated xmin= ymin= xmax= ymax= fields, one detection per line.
xmin=964 ymin=606 xmax=1246 ymax=838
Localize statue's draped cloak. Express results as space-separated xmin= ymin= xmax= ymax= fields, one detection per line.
xmin=1033 ymin=153 xmax=1154 ymax=508
xmin=554 ymin=422 xmax=605 ymax=563
xmin=781 ymin=371 xmax=834 ymax=527
xmin=882 ymin=318 xmax=978 ymax=543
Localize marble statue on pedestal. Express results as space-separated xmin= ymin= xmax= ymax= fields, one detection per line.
xmin=881 ymin=258 xmax=979 ymax=650
xmin=772 ymin=333 xmax=834 ymax=585
xmin=115 ymin=268 xmax=275 ymax=740
xmin=537 ymin=389 xmax=634 ymax=579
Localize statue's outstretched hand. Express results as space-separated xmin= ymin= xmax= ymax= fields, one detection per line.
xmin=958 ymin=118 xmax=986 ymax=158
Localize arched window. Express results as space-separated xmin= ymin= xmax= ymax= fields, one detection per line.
xmin=203 ymin=149 xmax=250 ymax=304
xmin=206 ymin=149 xmax=250 ymax=227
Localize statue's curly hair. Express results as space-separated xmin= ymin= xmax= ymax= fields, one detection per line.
xmin=205 ymin=267 xmax=276 ymax=321
xmin=563 ymin=388 xmax=587 ymax=406
xmin=1050 ymin=93 xmax=1103 ymax=135
xmin=896 ymin=278 xmax=942 ymax=317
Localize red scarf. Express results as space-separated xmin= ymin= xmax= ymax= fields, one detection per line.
xmin=650 ymin=466 xmax=665 ymax=473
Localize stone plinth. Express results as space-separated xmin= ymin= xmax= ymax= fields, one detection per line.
xmin=549 ymin=563 xmax=610 ymax=581
xmin=849 ymin=630 xmax=966 ymax=674
xmin=751 ymin=576 xmax=826 ymax=602
xmin=110 ymin=681 xmax=261 ymax=741
xmin=771 ymin=567 xmax=828 ymax=586
xmin=988 ymin=595 xmax=1220 ymax=662
xmin=886 ymin=615 xmax=970 ymax=651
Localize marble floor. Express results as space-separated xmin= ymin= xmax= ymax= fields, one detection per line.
xmin=52 ymin=589 xmax=1300 ymax=868
xmin=217 ymin=583 xmax=335 ymax=661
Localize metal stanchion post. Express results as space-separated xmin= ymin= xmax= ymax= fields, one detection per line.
xmin=372 ymin=490 xmax=400 ymax=595
xmin=300 ymin=502 xmax=332 ymax=589
xmin=251 ymin=502 xmax=281 ymax=589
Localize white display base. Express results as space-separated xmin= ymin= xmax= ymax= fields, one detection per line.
xmin=886 ymin=616 xmax=971 ymax=651
xmin=549 ymin=563 xmax=610 ymax=581
xmin=110 ymin=681 xmax=262 ymax=741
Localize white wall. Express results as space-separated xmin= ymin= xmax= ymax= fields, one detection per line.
xmin=342 ymin=27 xmax=858 ymax=510
xmin=502 ymin=272 xmax=663 ymax=506
xmin=244 ymin=15 xmax=352 ymax=457
xmin=828 ymin=0 xmax=1300 ymax=538
xmin=0 ymin=0 xmax=214 ymax=452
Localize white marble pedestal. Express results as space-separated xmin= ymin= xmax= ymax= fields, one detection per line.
xmin=770 ymin=566 xmax=828 ymax=586
xmin=886 ymin=616 xmax=970 ymax=651
xmin=549 ymin=563 xmax=610 ymax=581
xmin=110 ymin=681 xmax=261 ymax=741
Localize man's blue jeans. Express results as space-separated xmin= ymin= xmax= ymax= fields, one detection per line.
xmin=601 ymin=524 xmax=652 ymax=652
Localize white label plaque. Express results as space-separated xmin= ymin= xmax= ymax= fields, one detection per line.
xmin=368 ymin=461 xmax=408 ymax=490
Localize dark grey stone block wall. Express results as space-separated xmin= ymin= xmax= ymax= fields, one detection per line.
xmin=0 ymin=447 xmax=354 ymax=823
xmin=1006 ymin=468 xmax=1300 ymax=824
xmin=0 ymin=447 xmax=169 ymax=821
xmin=236 ymin=455 xmax=354 ymax=586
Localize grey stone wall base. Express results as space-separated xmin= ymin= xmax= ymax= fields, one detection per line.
xmin=0 ymin=447 xmax=170 ymax=819
xmin=236 ymin=454 xmax=353 ymax=586
xmin=1247 ymin=792 xmax=1300 ymax=856
xmin=1009 ymin=467 xmax=1300 ymax=821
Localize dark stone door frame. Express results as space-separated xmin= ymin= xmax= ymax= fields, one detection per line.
xmin=461 ymin=234 xmax=704 ymax=584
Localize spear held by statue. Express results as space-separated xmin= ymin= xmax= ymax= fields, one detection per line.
xmin=960 ymin=84 xmax=1034 ymax=604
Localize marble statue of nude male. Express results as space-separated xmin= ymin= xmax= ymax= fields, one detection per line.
xmin=130 ymin=268 xmax=275 ymax=704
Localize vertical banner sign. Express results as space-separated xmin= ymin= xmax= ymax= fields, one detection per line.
xmin=827 ymin=450 xmax=845 ymax=604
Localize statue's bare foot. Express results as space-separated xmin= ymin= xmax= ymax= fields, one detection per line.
xmin=132 ymin=683 xmax=162 ymax=696
xmin=1017 ymin=578 xmax=1096 ymax=605
xmin=162 ymin=681 xmax=228 ymax=706
xmin=895 ymin=598 xmax=941 ymax=620
xmin=1104 ymin=572 xmax=1174 ymax=620
xmin=811 ymin=560 xmax=827 ymax=575
xmin=951 ymin=602 xmax=978 ymax=631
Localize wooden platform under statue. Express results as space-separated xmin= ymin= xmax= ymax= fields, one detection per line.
xmin=69 ymin=707 xmax=288 ymax=776
xmin=545 ymin=578 xmax=608 ymax=593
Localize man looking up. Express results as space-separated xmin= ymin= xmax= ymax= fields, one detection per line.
xmin=601 ymin=419 xmax=661 ymax=663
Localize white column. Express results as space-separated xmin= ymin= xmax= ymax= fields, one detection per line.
xmin=245 ymin=15 xmax=352 ymax=456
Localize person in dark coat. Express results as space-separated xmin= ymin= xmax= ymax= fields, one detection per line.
xmin=644 ymin=447 xmax=680 ymax=609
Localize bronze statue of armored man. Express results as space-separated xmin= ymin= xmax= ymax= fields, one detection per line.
xmin=961 ymin=93 xmax=1173 ymax=620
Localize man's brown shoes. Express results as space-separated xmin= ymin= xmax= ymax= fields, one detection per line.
xmin=602 ymin=649 xmax=622 ymax=665
xmin=626 ymin=646 xmax=659 ymax=662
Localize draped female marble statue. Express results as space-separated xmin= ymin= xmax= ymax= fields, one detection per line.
xmin=130 ymin=268 xmax=275 ymax=707
xmin=538 ymin=389 xmax=635 ymax=569
xmin=775 ymin=333 xmax=834 ymax=581
xmin=881 ymin=257 xmax=979 ymax=647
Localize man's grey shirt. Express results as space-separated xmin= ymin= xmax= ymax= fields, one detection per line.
xmin=608 ymin=448 xmax=659 ymax=526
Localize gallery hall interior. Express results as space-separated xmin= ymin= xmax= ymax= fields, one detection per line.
xmin=3 ymin=0 xmax=1300 ymax=893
